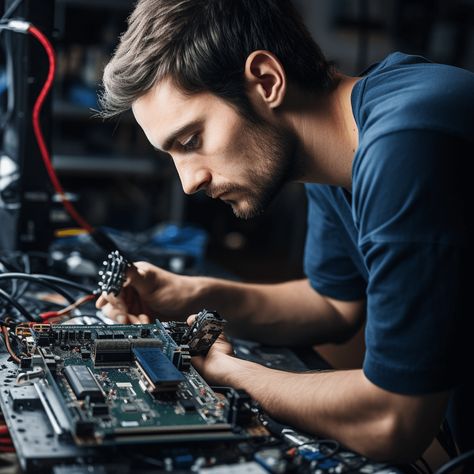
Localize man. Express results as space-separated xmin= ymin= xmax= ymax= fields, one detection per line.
xmin=98 ymin=0 xmax=474 ymax=463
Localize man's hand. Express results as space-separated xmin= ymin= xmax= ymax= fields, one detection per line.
xmin=186 ymin=314 xmax=241 ymax=385
xmin=96 ymin=261 xmax=196 ymax=323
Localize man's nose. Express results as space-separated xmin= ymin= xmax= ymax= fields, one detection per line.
xmin=177 ymin=166 xmax=211 ymax=195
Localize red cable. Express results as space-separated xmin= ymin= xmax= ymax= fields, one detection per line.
xmin=0 ymin=447 xmax=16 ymax=453
xmin=27 ymin=25 xmax=94 ymax=233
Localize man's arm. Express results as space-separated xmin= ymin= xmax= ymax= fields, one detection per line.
xmin=193 ymin=277 xmax=365 ymax=345
xmin=191 ymin=338 xmax=449 ymax=463
xmin=97 ymin=262 xmax=365 ymax=346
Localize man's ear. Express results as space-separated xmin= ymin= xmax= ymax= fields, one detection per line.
xmin=244 ymin=50 xmax=287 ymax=109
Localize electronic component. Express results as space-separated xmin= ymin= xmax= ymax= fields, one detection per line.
xmin=254 ymin=448 xmax=287 ymax=473
xmin=9 ymin=385 xmax=42 ymax=410
xmin=64 ymin=365 xmax=105 ymax=401
xmin=92 ymin=338 xmax=162 ymax=365
xmin=199 ymin=462 xmax=269 ymax=474
xmin=180 ymin=399 xmax=197 ymax=412
xmin=97 ymin=250 xmax=129 ymax=295
xmin=15 ymin=367 xmax=45 ymax=385
xmin=93 ymin=339 xmax=132 ymax=365
xmin=172 ymin=345 xmax=191 ymax=371
xmin=133 ymin=347 xmax=184 ymax=393
xmin=90 ymin=403 xmax=109 ymax=417
xmin=182 ymin=309 xmax=226 ymax=355
xmin=0 ymin=319 xmax=399 ymax=474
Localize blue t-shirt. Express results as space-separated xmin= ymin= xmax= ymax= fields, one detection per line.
xmin=304 ymin=52 xmax=474 ymax=449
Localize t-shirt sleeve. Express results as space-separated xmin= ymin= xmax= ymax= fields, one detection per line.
xmin=355 ymin=130 xmax=472 ymax=395
xmin=304 ymin=185 xmax=367 ymax=301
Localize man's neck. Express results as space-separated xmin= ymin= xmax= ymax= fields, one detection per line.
xmin=285 ymin=74 xmax=360 ymax=190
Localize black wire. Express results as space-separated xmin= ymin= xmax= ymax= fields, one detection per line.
xmin=0 ymin=257 xmax=18 ymax=272
xmin=0 ymin=257 xmax=18 ymax=311
xmin=418 ymin=456 xmax=433 ymax=474
xmin=9 ymin=254 xmax=31 ymax=301
xmin=435 ymin=449 xmax=474 ymax=474
xmin=409 ymin=463 xmax=427 ymax=474
xmin=1 ymin=0 xmax=23 ymax=21
xmin=0 ymin=274 xmax=77 ymax=303
xmin=33 ymin=274 xmax=93 ymax=294
xmin=132 ymin=453 xmax=164 ymax=468
xmin=0 ymin=288 xmax=35 ymax=321
xmin=437 ymin=419 xmax=459 ymax=460
xmin=12 ymin=254 xmax=31 ymax=300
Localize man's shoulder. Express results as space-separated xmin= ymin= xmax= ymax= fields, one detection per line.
xmin=353 ymin=52 xmax=474 ymax=145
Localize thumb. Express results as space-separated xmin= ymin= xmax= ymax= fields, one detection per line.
xmin=186 ymin=314 xmax=197 ymax=326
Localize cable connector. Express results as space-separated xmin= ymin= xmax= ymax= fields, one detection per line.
xmin=7 ymin=20 xmax=30 ymax=33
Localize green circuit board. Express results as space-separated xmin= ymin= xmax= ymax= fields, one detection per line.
xmin=14 ymin=322 xmax=252 ymax=446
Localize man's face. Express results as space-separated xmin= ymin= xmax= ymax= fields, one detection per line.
xmin=132 ymin=79 xmax=295 ymax=219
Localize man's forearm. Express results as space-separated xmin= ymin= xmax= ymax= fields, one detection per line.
xmin=214 ymin=356 xmax=447 ymax=462
xmin=189 ymin=277 xmax=363 ymax=345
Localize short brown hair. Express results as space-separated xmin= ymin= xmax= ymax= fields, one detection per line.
xmin=100 ymin=0 xmax=335 ymax=118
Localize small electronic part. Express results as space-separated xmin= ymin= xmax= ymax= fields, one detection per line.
xmin=180 ymin=399 xmax=197 ymax=412
xmin=20 ymin=357 xmax=32 ymax=369
xmin=97 ymin=250 xmax=129 ymax=296
xmin=80 ymin=349 xmax=91 ymax=359
xmin=90 ymin=403 xmax=109 ymax=417
xmin=64 ymin=365 xmax=105 ymax=402
xmin=9 ymin=385 xmax=42 ymax=410
xmin=199 ymin=462 xmax=269 ymax=474
xmin=172 ymin=345 xmax=191 ymax=371
xmin=165 ymin=321 xmax=189 ymax=344
xmin=15 ymin=367 xmax=45 ymax=385
xmin=226 ymin=389 xmax=254 ymax=426
xmin=133 ymin=347 xmax=185 ymax=393
xmin=92 ymin=338 xmax=162 ymax=365
xmin=254 ymin=448 xmax=287 ymax=474
xmin=93 ymin=339 xmax=132 ymax=365
xmin=182 ymin=309 xmax=226 ymax=355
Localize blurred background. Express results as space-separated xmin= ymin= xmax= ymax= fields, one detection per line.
xmin=1 ymin=0 xmax=473 ymax=283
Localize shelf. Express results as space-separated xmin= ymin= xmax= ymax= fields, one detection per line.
xmin=53 ymin=100 xmax=136 ymax=122
xmin=53 ymin=101 xmax=96 ymax=119
xmin=57 ymin=0 xmax=134 ymax=10
xmin=52 ymin=154 xmax=167 ymax=177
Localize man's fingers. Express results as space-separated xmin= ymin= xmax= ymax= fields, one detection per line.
xmin=127 ymin=314 xmax=150 ymax=324
xmin=116 ymin=314 xmax=128 ymax=324
xmin=95 ymin=294 xmax=107 ymax=309
xmin=139 ymin=314 xmax=150 ymax=323
xmin=128 ymin=314 xmax=140 ymax=324
xmin=99 ymin=297 xmax=129 ymax=320
xmin=186 ymin=314 xmax=197 ymax=326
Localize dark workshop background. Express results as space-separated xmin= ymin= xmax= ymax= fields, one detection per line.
xmin=3 ymin=0 xmax=473 ymax=282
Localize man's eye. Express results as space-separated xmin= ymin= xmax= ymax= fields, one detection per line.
xmin=181 ymin=134 xmax=201 ymax=152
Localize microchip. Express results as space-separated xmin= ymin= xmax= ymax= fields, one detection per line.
xmin=91 ymin=403 xmax=109 ymax=416
xmin=122 ymin=404 xmax=138 ymax=413
xmin=64 ymin=365 xmax=105 ymax=402
xmin=133 ymin=347 xmax=184 ymax=393
xmin=180 ymin=399 xmax=196 ymax=412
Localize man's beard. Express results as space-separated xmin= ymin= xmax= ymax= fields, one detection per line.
xmin=210 ymin=116 xmax=296 ymax=219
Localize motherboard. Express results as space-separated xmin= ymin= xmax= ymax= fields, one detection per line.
xmin=0 ymin=319 xmax=262 ymax=472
